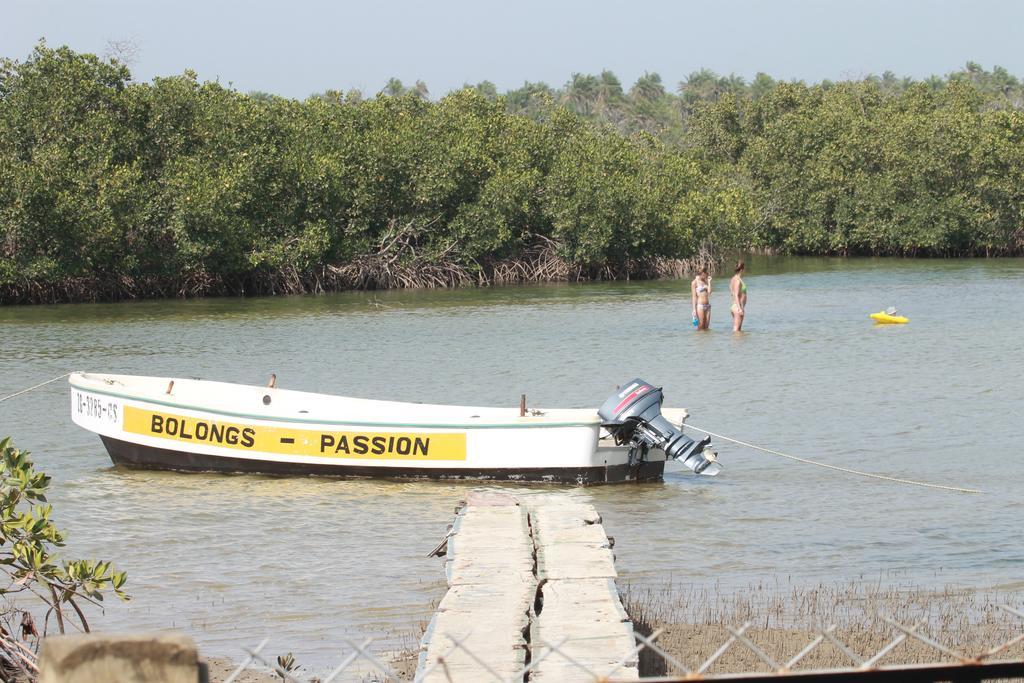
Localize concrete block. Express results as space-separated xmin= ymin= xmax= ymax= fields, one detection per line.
xmin=445 ymin=554 xmax=535 ymax=586
xmin=418 ymin=612 xmax=529 ymax=683
xmin=529 ymin=659 xmax=639 ymax=681
xmin=536 ymin=542 xmax=617 ymax=580
xmin=529 ymin=503 xmax=602 ymax=536
xmin=39 ymin=632 xmax=199 ymax=683
xmin=464 ymin=490 xmax=520 ymax=507
xmin=532 ymin=522 xmax=611 ymax=548
xmin=536 ymin=578 xmax=631 ymax=623
xmin=437 ymin=582 xmax=536 ymax=616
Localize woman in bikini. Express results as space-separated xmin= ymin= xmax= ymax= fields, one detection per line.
xmin=691 ymin=267 xmax=711 ymax=330
xmin=730 ymin=260 xmax=747 ymax=332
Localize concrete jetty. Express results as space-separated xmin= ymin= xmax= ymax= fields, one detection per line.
xmin=417 ymin=491 xmax=638 ymax=682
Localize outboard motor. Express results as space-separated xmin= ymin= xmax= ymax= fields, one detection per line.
xmin=599 ymin=379 xmax=721 ymax=476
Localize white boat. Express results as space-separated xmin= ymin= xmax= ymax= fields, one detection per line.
xmin=69 ymin=373 xmax=720 ymax=484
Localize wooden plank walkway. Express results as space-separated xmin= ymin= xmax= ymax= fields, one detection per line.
xmin=417 ymin=492 xmax=638 ymax=682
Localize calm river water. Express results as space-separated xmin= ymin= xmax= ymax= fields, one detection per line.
xmin=1 ymin=256 xmax=1022 ymax=670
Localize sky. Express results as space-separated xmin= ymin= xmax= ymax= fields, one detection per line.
xmin=4 ymin=0 xmax=1024 ymax=99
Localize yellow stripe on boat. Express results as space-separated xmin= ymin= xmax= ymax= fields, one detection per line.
xmin=123 ymin=406 xmax=468 ymax=460
xmin=869 ymin=311 xmax=909 ymax=324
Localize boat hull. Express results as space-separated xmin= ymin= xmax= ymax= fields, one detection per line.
xmin=99 ymin=435 xmax=664 ymax=484
xmin=869 ymin=312 xmax=909 ymax=324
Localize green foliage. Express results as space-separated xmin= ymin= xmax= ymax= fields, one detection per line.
xmin=0 ymin=44 xmax=748 ymax=302
xmin=727 ymin=79 xmax=1024 ymax=255
xmin=523 ymin=62 xmax=1024 ymax=257
xmin=0 ymin=437 xmax=128 ymax=641
xmin=1 ymin=44 xmax=1023 ymax=303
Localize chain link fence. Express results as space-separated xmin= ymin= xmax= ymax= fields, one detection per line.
xmin=219 ymin=603 xmax=1024 ymax=682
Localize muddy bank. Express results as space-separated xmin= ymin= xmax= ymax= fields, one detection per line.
xmin=205 ymin=658 xmax=278 ymax=682
xmin=205 ymin=650 xmax=419 ymax=682
xmin=646 ymin=622 xmax=1023 ymax=675
xmin=622 ymin=580 xmax=1024 ymax=676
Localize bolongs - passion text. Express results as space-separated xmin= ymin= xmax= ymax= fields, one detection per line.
xmin=147 ymin=412 xmax=434 ymax=457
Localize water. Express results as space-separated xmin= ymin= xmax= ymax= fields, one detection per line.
xmin=1 ymin=256 xmax=1022 ymax=670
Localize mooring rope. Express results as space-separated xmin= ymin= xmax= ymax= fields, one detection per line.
xmin=685 ymin=422 xmax=982 ymax=494
xmin=0 ymin=372 xmax=72 ymax=404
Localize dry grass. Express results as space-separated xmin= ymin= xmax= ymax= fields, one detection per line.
xmin=621 ymin=578 xmax=1024 ymax=676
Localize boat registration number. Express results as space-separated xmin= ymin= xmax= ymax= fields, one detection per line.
xmin=123 ymin=406 xmax=467 ymax=461
xmin=72 ymin=389 xmax=120 ymax=424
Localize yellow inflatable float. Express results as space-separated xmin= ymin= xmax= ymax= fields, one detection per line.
xmin=870 ymin=309 xmax=908 ymax=324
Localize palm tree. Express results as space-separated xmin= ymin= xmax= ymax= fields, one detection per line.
xmin=750 ymin=72 xmax=776 ymax=100
xmin=472 ymin=80 xmax=498 ymax=101
xmin=383 ymin=78 xmax=406 ymax=97
xmin=880 ymin=70 xmax=900 ymax=94
xmin=596 ymin=70 xmax=624 ymax=108
xmin=990 ymin=65 xmax=1019 ymax=97
xmin=564 ymin=73 xmax=600 ymax=116
xmin=630 ymin=72 xmax=665 ymax=103
xmin=721 ymin=73 xmax=747 ymax=96
xmin=506 ymin=81 xmax=554 ymax=115
xmin=679 ymin=68 xmax=722 ymax=109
